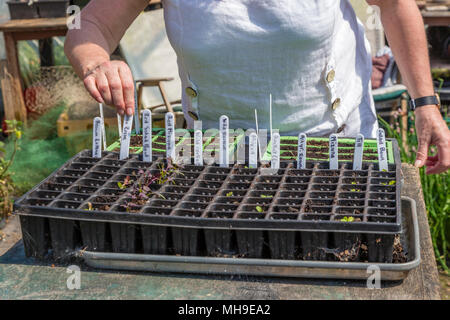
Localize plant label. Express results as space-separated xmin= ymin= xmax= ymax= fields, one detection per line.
xmin=249 ymin=132 xmax=258 ymax=168
xmin=377 ymin=128 xmax=388 ymax=171
xmin=117 ymin=114 xmax=122 ymax=137
xmin=297 ymin=133 xmax=307 ymax=169
xmin=194 ymin=129 xmax=203 ymax=166
xmin=142 ymin=109 xmax=152 ymax=162
xmin=119 ymin=114 xmax=133 ymax=160
xmin=219 ymin=115 xmax=229 ymax=167
xmin=271 ymin=132 xmax=280 ymax=169
xmin=99 ymin=103 xmax=107 ymax=150
xmin=166 ymin=112 xmax=176 ymax=160
xmin=353 ymin=133 xmax=364 ymax=170
xmin=92 ymin=117 xmax=102 ymax=158
xmin=134 ymin=87 xmax=140 ymax=134
xmin=329 ymin=134 xmax=338 ymax=170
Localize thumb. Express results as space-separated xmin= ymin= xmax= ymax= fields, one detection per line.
xmin=415 ymin=139 xmax=429 ymax=168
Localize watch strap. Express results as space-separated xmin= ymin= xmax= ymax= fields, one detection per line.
xmin=409 ymin=95 xmax=440 ymax=111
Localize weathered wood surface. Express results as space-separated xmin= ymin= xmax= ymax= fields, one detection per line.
xmin=0 ymin=164 xmax=441 ymax=299
xmin=0 ymin=17 xmax=67 ymax=32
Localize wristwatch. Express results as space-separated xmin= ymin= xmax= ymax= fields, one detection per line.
xmin=409 ymin=93 xmax=441 ymax=111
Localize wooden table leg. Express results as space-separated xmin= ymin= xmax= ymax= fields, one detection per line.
xmin=3 ymin=32 xmax=27 ymax=124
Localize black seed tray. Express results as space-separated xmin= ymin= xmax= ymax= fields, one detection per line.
xmin=14 ymin=144 xmax=402 ymax=262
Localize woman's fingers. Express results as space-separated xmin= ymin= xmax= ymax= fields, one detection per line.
xmin=96 ymin=72 xmax=113 ymax=105
xmin=83 ymin=75 xmax=104 ymax=104
xmin=118 ymin=63 xmax=135 ymax=116
xmin=105 ymin=68 xmax=126 ymax=115
xmin=82 ymin=61 xmax=135 ymax=115
xmin=426 ymin=141 xmax=450 ymax=174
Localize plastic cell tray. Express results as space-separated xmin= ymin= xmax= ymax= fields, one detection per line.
xmin=262 ymin=136 xmax=396 ymax=164
xmin=14 ymin=145 xmax=402 ymax=263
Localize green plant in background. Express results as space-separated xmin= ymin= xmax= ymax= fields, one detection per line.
xmin=0 ymin=120 xmax=23 ymax=220
xmin=378 ymin=110 xmax=449 ymax=272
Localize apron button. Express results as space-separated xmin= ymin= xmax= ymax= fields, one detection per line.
xmin=331 ymin=98 xmax=341 ymax=110
xmin=326 ymin=69 xmax=335 ymax=83
xmin=186 ymin=87 xmax=198 ymax=98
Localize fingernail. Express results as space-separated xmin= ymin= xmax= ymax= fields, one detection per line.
xmin=127 ymin=108 xmax=133 ymax=115
xmin=414 ymin=160 xmax=423 ymax=167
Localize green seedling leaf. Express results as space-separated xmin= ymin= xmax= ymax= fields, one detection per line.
xmin=226 ymin=192 xmax=234 ymax=197
xmin=117 ymin=182 xmax=124 ymax=189
xmin=260 ymin=194 xmax=273 ymax=198
xmin=340 ymin=216 xmax=348 ymax=222
xmin=388 ymin=180 xmax=396 ymax=185
xmin=351 ymin=181 xmax=357 ymax=185
xmin=255 ymin=206 xmax=264 ymax=213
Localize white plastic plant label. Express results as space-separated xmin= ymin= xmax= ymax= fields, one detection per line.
xmin=377 ymin=128 xmax=388 ymax=172
xmin=329 ymin=134 xmax=338 ymax=170
xmin=353 ymin=133 xmax=364 ymax=170
xmin=219 ymin=115 xmax=229 ymax=168
xmin=271 ymin=132 xmax=280 ymax=169
xmin=194 ymin=129 xmax=203 ymax=166
xmin=165 ymin=112 xmax=176 ymax=160
xmin=297 ymin=133 xmax=307 ymax=169
xmin=142 ymin=109 xmax=152 ymax=162
xmin=99 ymin=103 xmax=107 ymax=150
xmin=249 ymin=132 xmax=258 ymax=168
xmin=134 ymin=87 xmax=140 ymax=134
xmin=117 ymin=114 xmax=122 ymax=137
xmin=92 ymin=117 xmax=102 ymax=158
xmin=119 ymin=114 xmax=133 ymax=160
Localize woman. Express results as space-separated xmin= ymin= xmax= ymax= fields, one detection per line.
xmin=65 ymin=0 xmax=450 ymax=174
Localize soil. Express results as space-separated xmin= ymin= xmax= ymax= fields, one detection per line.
xmin=315 ymin=170 xmax=340 ymax=177
xmin=392 ymin=234 xmax=407 ymax=263
xmin=130 ymin=135 xmax=143 ymax=147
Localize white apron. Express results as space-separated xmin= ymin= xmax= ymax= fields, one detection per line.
xmin=162 ymin=0 xmax=378 ymax=137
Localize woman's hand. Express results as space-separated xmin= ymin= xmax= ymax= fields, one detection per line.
xmin=414 ymin=105 xmax=450 ymax=174
xmin=83 ymin=60 xmax=135 ymax=116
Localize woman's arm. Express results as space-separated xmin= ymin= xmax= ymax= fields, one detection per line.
xmin=64 ymin=0 xmax=149 ymax=115
xmin=367 ymin=0 xmax=450 ymax=174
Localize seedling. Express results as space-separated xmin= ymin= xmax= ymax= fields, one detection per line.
xmin=340 ymin=216 xmax=355 ymax=222
xmin=226 ymin=192 xmax=234 ymax=197
xmin=255 ymin=206 xmax=264 ymax=213
xmin=120 ymin=158 xmax=181 ymax=212
xmin=260 ymin=194 xmax=273 ymax=198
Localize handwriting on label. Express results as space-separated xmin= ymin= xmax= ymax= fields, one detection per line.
xmin=119 ymin=114 xmax=133 ymax=160
xmin=219 ymin=115 xmax=229 ymax=167
xmin=297 ymin=133 xmax=307 ymax=169
xmin=142 ymin=110 xmax=152 ymax=162
xmin=92 ymin=117 xmax=102 ymax=158
xmin=377 ymin=128 xmax=388 ymax=171
xmin=329 ymin=134 xmax=338 ymax=170
xmin=166 ymin=112 xmax=175 ymax=160
xmin=271 ymin=133 xmax=280 ymax=169
xmin=353 ymin=133 xmax=364 ymax=170
xmin=249 ymin=132 xmax=258 ymax=168
xmin=194 ymin=130 xmax=203 ymax=166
